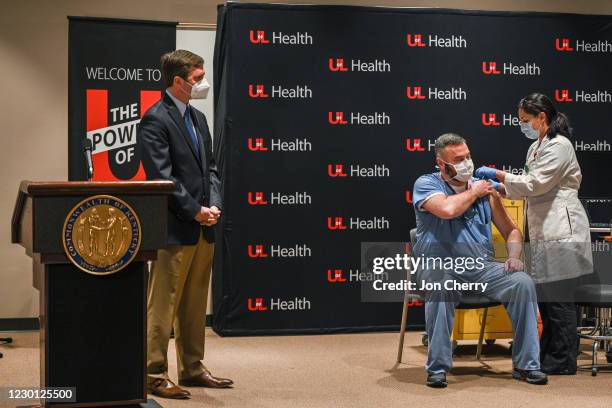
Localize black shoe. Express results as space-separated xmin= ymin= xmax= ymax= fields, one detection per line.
xmin=426 ymin=373 xmax=448 ymax=388
xmin=512 ymin=368 xmax=548 ymax=385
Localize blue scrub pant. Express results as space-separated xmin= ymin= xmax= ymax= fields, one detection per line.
xmin=423 ymin=262 xmax=540 ymax=374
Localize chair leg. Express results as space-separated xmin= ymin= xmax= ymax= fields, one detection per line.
xmin=476 ymin=307 xmax=489 ymax=360
xmin=397 ymin=293 xmax=410 ymax=363
xmin=592 ymin=338 xmax=600 ymax=376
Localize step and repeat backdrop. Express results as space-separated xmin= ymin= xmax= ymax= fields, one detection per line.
xmin=211 ymin=4 xmax=612 ymax=335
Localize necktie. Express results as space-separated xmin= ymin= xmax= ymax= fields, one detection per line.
xmin=183 ymin=106 xmax=200 ymax=155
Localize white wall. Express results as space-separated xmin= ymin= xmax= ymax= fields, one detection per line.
xmin=177 ymin=27 xmax=217 ymax=131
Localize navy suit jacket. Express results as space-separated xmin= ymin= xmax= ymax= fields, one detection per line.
xmin=138 ymin=91 xmax=222 ymax=245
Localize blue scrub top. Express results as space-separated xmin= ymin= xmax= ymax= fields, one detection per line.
xmin=412 ymin=172 xmax=494 ymax=260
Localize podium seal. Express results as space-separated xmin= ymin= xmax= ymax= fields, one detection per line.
xmin=62 ymin=195 xmax=142 ymax=275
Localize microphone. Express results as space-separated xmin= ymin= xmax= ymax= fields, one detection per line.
xmin=82 ymin=138 xmax=94 ymax=181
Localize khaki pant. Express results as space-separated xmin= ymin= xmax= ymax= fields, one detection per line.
xmin=147 ymin=231 xmax=213 ymax=380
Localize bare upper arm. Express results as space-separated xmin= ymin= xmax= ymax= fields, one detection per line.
xmin=421 ymin=193 xmax=454 ymax=219
xmin=489 ymin=192 xmax=518 ymax=241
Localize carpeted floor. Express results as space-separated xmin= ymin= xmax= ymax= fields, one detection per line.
xmin=0 ymin=329 xmax=610 ymax=408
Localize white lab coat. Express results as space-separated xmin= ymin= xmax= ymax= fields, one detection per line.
xmin=504 ymin=134 xmax=593 ymax=283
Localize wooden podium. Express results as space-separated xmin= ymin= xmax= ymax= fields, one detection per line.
xmin=11 ymin=181 xmax=174 ymax=407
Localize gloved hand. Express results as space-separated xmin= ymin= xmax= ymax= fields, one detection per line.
xmin=488 ymin=180 xmax=502 ymax=192
xmin=474 ymin=166 xmax=498 ymax=180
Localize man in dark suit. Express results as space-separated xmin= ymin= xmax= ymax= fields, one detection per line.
xmin=139 ymin=49 xmax=233 ymax=399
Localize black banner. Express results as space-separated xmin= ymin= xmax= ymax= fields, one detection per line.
xmin=68 ymin=17 xmax=176 ymax=181
xmin=212 ymin=4 xmax=612 ymax=336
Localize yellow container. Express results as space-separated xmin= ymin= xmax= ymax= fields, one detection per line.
xmin=451 ymin=198 xmax=524 ymax=342
xmin=491 ymin=198 xmax=525 ymax=261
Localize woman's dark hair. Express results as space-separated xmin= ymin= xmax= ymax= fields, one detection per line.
xmin=518 ymin=93 xmax=572 ymax=138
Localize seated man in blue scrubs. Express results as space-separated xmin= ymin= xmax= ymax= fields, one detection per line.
xmin=413 ymin=133 xmax=547 ymax=388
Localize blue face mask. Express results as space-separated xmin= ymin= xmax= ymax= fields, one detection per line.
xmin=520 ymin=121 xmax=540 ymax=140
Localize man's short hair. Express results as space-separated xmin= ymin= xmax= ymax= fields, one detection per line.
xmin=434 ymin=133 xmax=466 ymax=157
xmin=160 ymin=49 xmax=204 ymax=88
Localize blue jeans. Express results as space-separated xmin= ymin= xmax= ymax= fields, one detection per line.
xmin=423 ymin=262 xmax=540 ymax=374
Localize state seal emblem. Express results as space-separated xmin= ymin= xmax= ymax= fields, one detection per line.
xmin=62 ymin=195 xmax=141 ymax=275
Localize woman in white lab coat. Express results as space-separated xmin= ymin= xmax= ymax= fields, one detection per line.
xmin=475 ymin=93 xmax=593 ymax=375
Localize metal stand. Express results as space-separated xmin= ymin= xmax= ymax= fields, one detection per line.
xmin=578 ymin=307 xmax=612 ymax=376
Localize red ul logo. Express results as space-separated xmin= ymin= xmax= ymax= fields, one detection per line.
xmin=248 ymin=138 xmax=269 ymax=151
xmin=406 ymin=86 xmax=426 ymax=100
xmin=247 ymin=192 xmax=268 ymax=205
xmin=329 ymin=58 xmax=349 ymax=72
xmin=249 ymin=30 xmax=270 ymax=44
xmin=406 ymin=34 xmax=426 ymax=47
xmin=406 ymin=191 xmax=414 ymax=204
xmin=328 ymin=164 xmax=348 ymax=177
xmin=407 ymin=299 xmax=424 ymax=307
xmin=248 ymin=244 xmax=269 ymax=258
xmin=555 ymin=38 xmax=574 ymax=52
xmin=247 ymin=298 xmax=268 ymax=311
xmin=327 ymin=216 xmax=347 ymax=230
xmin=482 ymin=61 xmax=501 ymax=75
xmin=248 ymin=84 xmax=269 ymax=98
xmin=327 ymin=269 xmax=347 ymax=283
xmin=481 ymin=113 xmax=501 ymax=126
xmin=406 ymin=138 xmax=426 ymax=152
xmin=328 ymin=112 xmax=348 ymax=125
xmin=555 ymin=89 xmax=573 ymax=102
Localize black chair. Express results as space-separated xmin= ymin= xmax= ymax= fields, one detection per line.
xmin=0 ymin=337 xmax=13 ymax=358
xmin=575 ymin=284 xmax=612 ymax=376
xmin=397 ymin=228 xmax=501 ymax=363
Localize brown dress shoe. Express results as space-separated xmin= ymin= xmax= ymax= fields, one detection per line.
xmin=147 ymin=377 xmax=191 ymax=399
xmin=179 ymin=369 xmax=234 ymax=388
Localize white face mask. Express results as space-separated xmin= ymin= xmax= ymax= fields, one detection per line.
xmin=189 ymin=78 xmax=210 ymax=99
xmin=443 ymin=158 xmax=474 ymax=183
xmin=180 ymin=77 xmax=211 ymax=100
